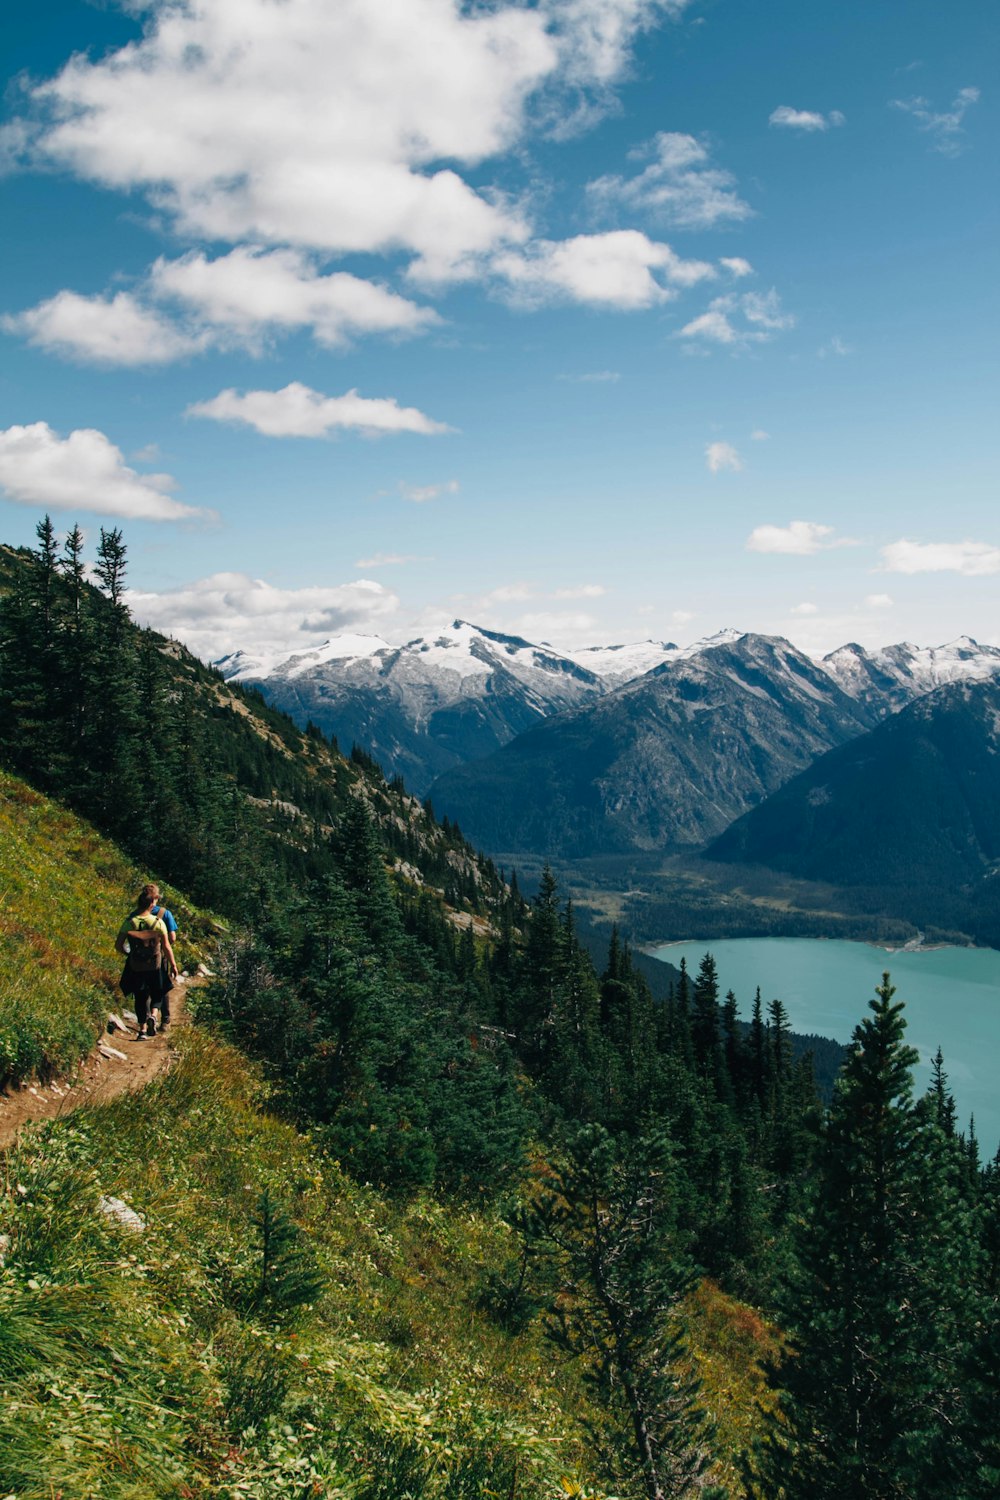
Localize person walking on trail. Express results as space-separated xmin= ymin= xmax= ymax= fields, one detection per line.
xmin=147 ymin=883 xmax=181 ymax=1026
xmin=116 ymin=883 xmax=179 ymax=1040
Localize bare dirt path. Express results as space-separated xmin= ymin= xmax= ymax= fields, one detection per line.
xmin=0 ymin=976 xmax=203 ymax=1151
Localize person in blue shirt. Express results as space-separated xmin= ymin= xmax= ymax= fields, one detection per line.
xmin=138 ymin=883 xmax=179 ymax=1029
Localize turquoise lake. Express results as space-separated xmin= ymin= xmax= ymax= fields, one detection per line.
xmin=650 ymin=937 xmax=1000 ymax=1156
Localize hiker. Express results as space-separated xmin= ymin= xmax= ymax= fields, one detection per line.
xmin=147 ymin=883 xmax=180 ymax=1025
xmin=116 ymin=883 xmax=179 ymax=1040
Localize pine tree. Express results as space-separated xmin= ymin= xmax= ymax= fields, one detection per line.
xmin=746 ymin=975 xmax=980 ymax=1499
xmin=527 ymin=1124 xmax=718 ymax=1500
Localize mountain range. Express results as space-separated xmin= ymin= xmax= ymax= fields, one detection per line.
xmin=217 ymin=623 xmax=1000 ymax=864
xmin=707 ymin=677 xmax=1000 ymax=946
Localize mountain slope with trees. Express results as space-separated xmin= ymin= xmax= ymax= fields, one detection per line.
xmin=707 ymin=678 xmax=1000 ymax=946
xmin=430 ymin=632 xmax=874 ymax=858
xmin=3 ymin=520 xmax=1000 ymax=1498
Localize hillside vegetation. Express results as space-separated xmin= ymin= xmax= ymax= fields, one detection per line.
xmin=3 ymin=520 xmax=1000 ymax=1499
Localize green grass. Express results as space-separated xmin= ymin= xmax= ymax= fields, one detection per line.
xmin=0 ymin=770 xmax=780 ymax=1497
xmin=0 ymin=1032 xmax=608 ymax=1498
xmin=0 ymin=768 xmax=216 ymax=1087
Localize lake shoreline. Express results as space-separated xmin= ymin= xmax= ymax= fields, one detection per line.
xmin=642 ymin=935 xmax=1000 ymax=1156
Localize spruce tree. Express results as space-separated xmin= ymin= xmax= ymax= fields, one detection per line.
xmin=746 ymin=976 xmax=980 ymax=1500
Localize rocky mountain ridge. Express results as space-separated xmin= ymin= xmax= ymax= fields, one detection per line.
xmin=428 ymin=632 xmax=878 ymax=856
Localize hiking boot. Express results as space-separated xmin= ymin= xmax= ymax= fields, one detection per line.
xmin=134 ymin=1030 xmax=146 ymax=1041
xmin=159 ymin=1018 xmax=170 ymax=1031
xmin=146 ymin=1020 xmax=156 ymax=1037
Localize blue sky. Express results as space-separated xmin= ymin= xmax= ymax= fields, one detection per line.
xmin=0 ymin=0 xmax=995 ymax=661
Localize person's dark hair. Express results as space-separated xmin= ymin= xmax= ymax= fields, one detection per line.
xmin=137 ymin=883 xmax=159 ymax=910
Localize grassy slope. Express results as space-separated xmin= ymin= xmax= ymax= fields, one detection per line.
xmin=0 ymin=771 xmax=778 ymax=1497
xmin=0 ymin=768 xmax=220 ymax=1089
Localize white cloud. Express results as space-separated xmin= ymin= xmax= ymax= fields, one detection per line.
xmin=890 ymin=87 xmax=980 ymax=155
xmin=554 ymin=583 xmax=606 ymax=598
xmin=187 ymin=383 xmax=452 ymax=439
xmin=720 ymin=257 xmax=754 ymax=277
xmin=769 ymin=106 xmax=845 ymax=132
xmin=586 ymin=131 xmax=752 ymax=230
xmin=7 ymin=249 xmax=440 ymax=368
xmin=494 ymin=230 xmax=714 ymax=309
xmin=881 ymin=538 xmax=1000 ymax=576
xmin=750 ymin=428 xmax=770 ymax=441
xmin=866 ymin=593 xmax=893 ymax=609
xmin=678 ymin=288 xmax=794 ymax=347
xmin=705 ymin=441 xmax=743 ymax=474
xmin=486 ymin=582 xmax=534 ymax=604
xmin=514 ymin=609 xmax=598 ymax=643
xmin=2 ymin=290 xmax=204 ymax=366
xmin=129 ymin=571 xmax=400 ymax=661
xmin=545 ymin=0 xmax=694 ymax=89
xmin=149 ymin=247 xmax=438 ymax=348
xmin=0 ymin=421 xmax=208 ymax=522
xmin=558 ymin=369 xmax=622 ymax=382
xmin=818 ymin=335 xmax=851 ymax=358
xmin=747 ymin=521 xmax=836 ymax=555
xmin=398 ymin=479 xmax=460 ymax=503
xmin=671 ymin=609 xmax=694 ymax=625
xmin=790 ymin=602 xmax=819 ymax=615
xmin=354 ymin=552 xmax=428 ymax=568
xmin=13 ymin=0 xmax=690 ymax=279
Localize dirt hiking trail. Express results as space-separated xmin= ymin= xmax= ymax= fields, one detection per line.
xmin=0 ymin=975 xmax=204 ymax=1151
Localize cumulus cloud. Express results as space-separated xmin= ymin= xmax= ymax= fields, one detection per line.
xmin=747 ymin=521 xmax=839 ymax=555
xmin=554 ymin=583 xmax=606 ymax=598
xmin=881 ymin=538 xmax=1000 ymax=576
xmin=149 ymin=247 xmax=438 ymax=348
xmin=2 ymin=290 xmax=204 ymax=366
xmin=819 ymin=335 xmax=851 ymax=358
xmin=546 ymin=0 xmax=694 ymax=90
xmin=769 ymin=106 xmax=845 ymax=132
xmin=672 ymin=609 xmax=694 ymax=625
xmin=705 ymin=441 xmax=743 ymax=473
xmin=398 ymin=479 xmax=460 ymax=503
xmin=586 ymin=132 xmax=752 ymax=230
xmin=750 ymin=428 xmax=770 ymax=441
xmin=11 ymin=0 xmax=690 ymax=279
xmin=0 ymin=422 xmax=208 ymax=522
xmin=720 ymin=257 xmax=753 ymax=277
xmin=790 ymin=602 xmax=819 ymax=615
xmin=493 ymin=230 xmax=714 ymax=308
xmin=129 ymin=572 xmax=400 ymax=661
xmin=678 ymin=289 xmax=794 ymax=347
xmin=866 ymin=593 xmax=893 ymax=608
xmin=890 ymin=87 xmax=980 ymax=155
xmin=6 ymin=250 xmax=439 ymax=367
xmin=187 ymin=383 xmax=452 ymax=439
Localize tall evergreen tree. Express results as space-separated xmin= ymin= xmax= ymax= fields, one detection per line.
xmin=746 ymin=976 xmax=980 ymax=1500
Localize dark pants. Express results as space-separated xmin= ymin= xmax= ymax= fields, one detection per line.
xmin=121 ymin=966 xmax=171 ymax=1029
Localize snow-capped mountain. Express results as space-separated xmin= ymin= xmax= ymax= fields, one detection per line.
xmin=216 ymin=620 xmax=606 ymax=796
xmin=429 ymin=632 xmax=877 ymax=857
xmin=216 ymin=620 xmax=1000 ymax=816
xmin=821 ymin=637 xmax=1000 ymax=714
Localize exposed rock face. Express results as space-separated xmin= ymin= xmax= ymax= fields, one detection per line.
xmin=429 ymin=633 xmax=876 ymax=857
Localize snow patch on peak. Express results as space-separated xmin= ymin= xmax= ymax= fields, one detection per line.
xmin=566 ymin=639 xmax=680 ymax=685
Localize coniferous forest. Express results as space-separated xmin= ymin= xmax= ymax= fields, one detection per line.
xmin=2 ymin=521 xmax=1000 ymax=1498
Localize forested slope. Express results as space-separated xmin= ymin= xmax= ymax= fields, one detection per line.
xmin=2 ymin=520 xmax=1000 ymax=1499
